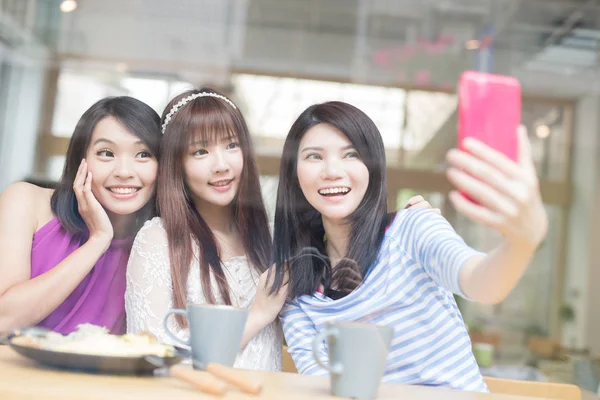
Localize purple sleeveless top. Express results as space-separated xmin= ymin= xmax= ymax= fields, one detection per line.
xmin=31 ymin=217 xmax=134 ymax=335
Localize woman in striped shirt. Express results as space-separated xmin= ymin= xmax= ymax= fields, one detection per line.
xmin=269 ymin=101 xmax=547 ymax=391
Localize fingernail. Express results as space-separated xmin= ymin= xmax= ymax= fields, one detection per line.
xmin=464 ymin=138 xmax=483 ymax=150
xmin=446 ymin=149 xmax=460 ymax=161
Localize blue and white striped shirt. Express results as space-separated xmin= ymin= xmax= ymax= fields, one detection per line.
xmin=281 ymin=209 xmax=488 ymax=392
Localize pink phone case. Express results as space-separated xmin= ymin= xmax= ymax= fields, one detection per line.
xmin=457 ymin=71 xmax=521 ymax=202
xmin=458 ymin=71 xmax=521 ymax=160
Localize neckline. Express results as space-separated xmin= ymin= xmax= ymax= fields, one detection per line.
xmin=222 ymin=255 xmax=247 ymax=264
xmin=109 ymin=235 xmax=135 ymax=249
xmin=34 ymin=217 xmax=133 ymax=250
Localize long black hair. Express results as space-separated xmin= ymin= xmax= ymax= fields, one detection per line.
xmin=271 ymin=101 xmax=390 ymax=299
xmin=51 ymin=96 xmax=162 ymax=233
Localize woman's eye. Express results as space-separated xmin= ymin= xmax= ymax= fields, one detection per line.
xmin=96 ymin=149 xmax=114 ymax=157
xmin=226 ymin=142 xmax=240 ymax=150
xmin=306 ymin=153 xmax=321 ymax=160
xmin=193 ymin=149 xmax=208 ymax=156
xmin=344 ymin=151 xmax=359 ymax=159
xmin=136 ymin=151 xmax=153 ymax=159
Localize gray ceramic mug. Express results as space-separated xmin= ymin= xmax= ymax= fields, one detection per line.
xmin=312 ymin=321 xmax=393 ymax=399
xmin=163 ymin=304 xmax=249 ymax=368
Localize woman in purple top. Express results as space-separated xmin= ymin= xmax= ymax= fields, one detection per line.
xmin=0 ymin=97 xmax=161 ymax=335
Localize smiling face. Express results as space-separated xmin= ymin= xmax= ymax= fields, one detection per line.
xmin=183 ymin=134 xmax=244 ymax=212
xmin=84 ymin=116 xmax=158 ymax=218
xmin=296 ymin=123 xmax=369 ymax=223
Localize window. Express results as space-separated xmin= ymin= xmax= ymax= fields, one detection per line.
xmin=233 ymin=73 xmax=456 ymax=155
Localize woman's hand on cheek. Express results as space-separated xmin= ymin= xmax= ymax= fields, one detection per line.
xmin=445 ymin=127 xmax=548 ymax=251
xmin=73 ymin=159 xmax=113 ymax=244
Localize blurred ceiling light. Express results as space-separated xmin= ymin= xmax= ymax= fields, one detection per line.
xmin=60 ymin=0 xmax=77 ymax=13
xmin=465 ymin=40 xmax=480 ymax=50
xmin=536 ymin=124 xmax=550 ymax=139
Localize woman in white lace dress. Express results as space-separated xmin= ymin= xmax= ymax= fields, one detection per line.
xmin=124 ymin=88 xmax=285 ymax=371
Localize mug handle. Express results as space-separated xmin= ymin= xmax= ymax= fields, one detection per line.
xmin=312 ymin=326 xmax=343 ymax=376
xmin=163 ymin=309 xmax=190 ymax=347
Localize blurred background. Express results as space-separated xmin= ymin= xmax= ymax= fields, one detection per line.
xmin=1 ymin=0 xmax=599 ymax=392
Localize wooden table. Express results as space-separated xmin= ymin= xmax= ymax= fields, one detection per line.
xmin=0 ymin=346 xmax=551 ymax=400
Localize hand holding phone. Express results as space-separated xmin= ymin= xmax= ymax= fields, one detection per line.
xmin=456 ymin=71 xmax=521 ymax=204
xmin=446 ymin=71 xmax=547 ymax=250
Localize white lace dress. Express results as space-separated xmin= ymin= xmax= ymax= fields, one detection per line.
xmin=124 ymin=217 xmax=282 ymax=371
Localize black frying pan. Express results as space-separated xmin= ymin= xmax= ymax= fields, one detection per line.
xmin=2 ymin=327 xmax=184 ymax=375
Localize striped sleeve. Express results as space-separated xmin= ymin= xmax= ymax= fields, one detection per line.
xmin=280 ymin=301 xmax=329 ymax=376
xmin=389 ymin=209 xmax=485 ymax=297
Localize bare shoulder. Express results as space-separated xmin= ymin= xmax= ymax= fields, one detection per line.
xmin=0 ymin=182 xmax=54 ymax=230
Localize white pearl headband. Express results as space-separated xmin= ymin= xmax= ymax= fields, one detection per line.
xmin=161 ymin=92 xmax=237 ymax=134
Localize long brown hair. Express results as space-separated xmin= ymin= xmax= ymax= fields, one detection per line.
xmin=158 ymin=88 xmax=271 ymax=326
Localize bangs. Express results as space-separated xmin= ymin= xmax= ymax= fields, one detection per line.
xmin=184 ymin=100 xmax=239 ymax=146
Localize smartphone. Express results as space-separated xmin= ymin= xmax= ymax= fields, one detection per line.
xmin=458 ymin=70 xmax=521 ymax=161
xmin=457 ymin=71 xmax=521 ymax=201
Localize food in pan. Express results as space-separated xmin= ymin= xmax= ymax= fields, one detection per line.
xmin=11 ymin=324 xmax=175 ymax=357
